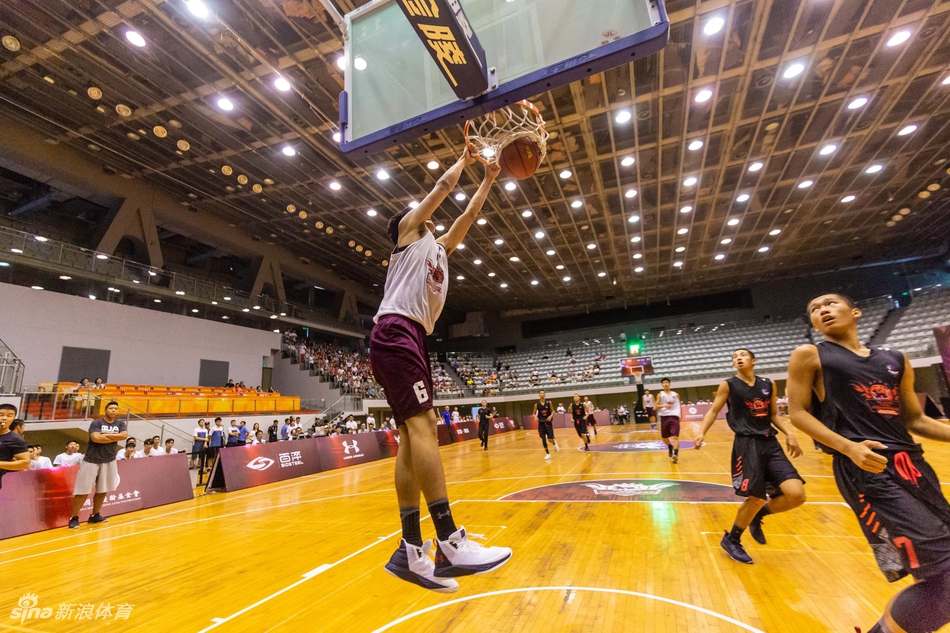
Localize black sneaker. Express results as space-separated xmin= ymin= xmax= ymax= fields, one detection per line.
xmin=584 ymin=444 xmax=590 ymax=452
xmin=88 ymin=513 xmax=108 ymax=525
xmin=720 ymin=532 xmax=753 ymax=564
xmin=68 ymin=516 xmax=80 ymax=530
xmin=748 ymin=516 xmax=766 ymax=545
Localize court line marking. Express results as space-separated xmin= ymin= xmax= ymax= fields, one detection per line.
xmin=368 ymin=586 xmax=765 ymax=633
xmin=457 ymin=499 xmax=851 ymax=505
xmin=196 ymin=529 xmax=401 ymax=633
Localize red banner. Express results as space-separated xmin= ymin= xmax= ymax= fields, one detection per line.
xmin=452 ymin=420 xmax=479 ymax=441
xmin=437 ymin=423 xmax=455 ymax=445
xmin=488 ymin=417 xmax=517 ymax=435
xmin=0 ymin=454 xmax=194 ymax=540
xmin=317 ymin=433 xmax=382 ymax=470
xmin=212 ymin=440 xmax=323 ymax=492
xmin=375 ymin=429 xmax=401 ymax=458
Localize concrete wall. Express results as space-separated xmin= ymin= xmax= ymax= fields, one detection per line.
xmin=0 ymin=283 xmax=277 ymax=388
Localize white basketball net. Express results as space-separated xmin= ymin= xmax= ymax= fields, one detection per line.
xmin=464 ymin=100 xmax=549 ymax=165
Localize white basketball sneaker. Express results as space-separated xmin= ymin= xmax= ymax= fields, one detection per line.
xmin=545 ymin=453 xmax=552 ymax=460
xmin=433 ymin=527 xmax=512 ymax=578
xmin=384 ymin=539 xmax=459 ymax=592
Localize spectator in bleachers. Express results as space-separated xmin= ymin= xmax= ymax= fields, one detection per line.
xmin=94 ymin=378 xmax=105 ymax=390
xmin=250 ymin=430 xmax=265 ymax=445
xmin=157 ymin=439 xmax=178 ymax=455
xmin=345 ymin=416 xmax=358 ymax=432
xmin=367 ymin=413 xmax=376 ymax=430
xmin=556 ymin=403 xmax=566 ymax=414
xmin=54 ymin=441 xmax=83 ymax=467
xmin=135 ymin=438 xmax=159 ymax=458
xmin=29 ymin=446 xmax=53 ymax=469
xmin=225 ymin=379 xmax=235 ymax=388
xmin=116 ymin=439 xmax=137 ymax=460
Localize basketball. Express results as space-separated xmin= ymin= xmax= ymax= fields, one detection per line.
xmin=499 ymin=137 xmax=542 ymax=180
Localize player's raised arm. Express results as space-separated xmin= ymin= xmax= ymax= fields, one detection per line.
xmin=438 ymin=161 xmax=500 ymax=256
xmin=787 ymin=344 xmax=886 ymax=472
xmin=900 ymin=354 xmax=950 ymax=442
xmin=397 ymin=148 xmax=477 ymax=248
xmin=695 ymin=381 xmax=729 ymax=448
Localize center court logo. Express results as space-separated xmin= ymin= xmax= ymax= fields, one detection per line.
xmin=246 ymin=457 xmax=275 ymax=471
xmin=501 ymin=479 xmax=739 ymax=503
xmin=582 ymin=482 xmax=678 ymax=497
xmin=584 ymin=441 xmax=696 ymax=453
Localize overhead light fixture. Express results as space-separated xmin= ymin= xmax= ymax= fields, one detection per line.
xmin=409 ymin=201 xmax=420 ymax=209
xmin=154 ymin=299 xmax=161 ymax=303
xmin=634 ymin=266 xmax=644 ymax=273
xmin=488 ymin=272 xmax=496 ymax=277
xmin=34 ymin=235 xmax=48 ymax=242
xmin=457 ymin=244 xmax=466 ymax=250
xmin=59 ymin=275 xmax=71 ymax=280
xmin=125 ymin=30 xmax=146 ymax=47
xmin=562 ymin=276 xmax=571 ymax=282
xmin=455 ymin=193 xmax=467 ymax=201
xmin=769 ymin=229 xmax=782 ymax=236
xmin=367 ymin=209 xmax=377 ymax=217
xmin=353 ymin=57 xmax=367 ymax=71
xmin=758 ymin=246 xmax=770 ymax=253
xmin=694 ymin=89 xmax=713 ymax=103
xmin=329 ymin=181 xmax=342 ymax=191
xmin=621 ymin=156 xmax=635 ymax=167
xmin=571 ymin=200 xmax=583 ymax=209
xmin=148 ymin=271 xmax=158 ymax=276
xmin=281 ymin=146 xmax=296 ymax=157
xmin=428 ymin=160 xmax=440 ymax=170
xmin=688 ymin=140 xmax=704 ymax=151
xmin=721 ymin=238 xmax=732 ymax=244
xmin=175 ymin=290 xmax=185 ymax=296
xmin=865 ymin=164 xmax=883 ymax=174
xmin=96 ymin=254 xmax=108 ymax=260
xmin=253 ymin=306 xmax=261 ymax=310
xmin=545 ymin=249 xmax=555 ymax=256
xmin=333 ymin=132 xmax=342 ymax=143
xmin=473 ymin=259 xmax=482 ymax=265
xmin=456 ymin=275 xmax=465 ymax=281
xmin=559 ymin=170 xmax=572 ymax=179
xmin=31 ymin=286 xmax=43 ymax=290
xmin=556 ymin=264 xmax=565 ymax=270
xmin=727 ymin=219 xmax=740 ymax=227
xmin=703 ymin=16 xmax=725 ymax=36
xmin=631 ymin=236 xmax=641 ymax=243
xmin=898 ymin=124 xmax=918 ymax=136
xmin=887 ymin=30 xmax=911 ymax=47
xmin=673 ymin=261 xmax=684 ymax=268
xmin=587 ymin=243 xmax=596 ymax=250
xmin=714 ymin=254 xmax=725 ymax=261
xmin=1 ymin=35 xmax=21 ymax=52
xmin=223 ymin=296 xmax=231 ymax=300
xmin=435 ymin=224 xmax=445 ymax=231
xmin=530 ymin=280 xmax=539 ymax=286
xmin=494 ymin=238 xmax=504 ymax=245
xmin=675 ymin=246 xmax=686 ymax=253
xmin=336 ymin=56 xmax=346 ymax=71
xmin=615 ymin=110 xmax=632 ymax=124
xmin=841 ymin=195 xmax=856 ymax=203
xmin=274 ymin=76 xmax=291 ymax=91
xmin=521 ymin=209 xmax=533 ymax=218
xmin=376 ymin=169 xmax=390 ymax=180
xmin=476 ymin=217 xmax=486 ymax=225
xmin=242 ymin=308 xmax=250 ymax=312
xmin=677 ymin=228 xmax=689 ymax=235
xmin=499 ymin=283 xmax=509 ymax=288
xmin=505 ymin=182 xmax=517 ymax=191
xmin=683 ymin=176 xmax=698 ymax=186
xmin=798 ymin=180 xmax=814 ymax=188
xmin=819 ymin=144 xmax=837 ymax=155
xmin=943 ymin=76 xmax=950 ymax=86
xmin=10 ymin=248 xmax=22 ymax=254
xmin=192 ymin=309 xmax=199 ymax=313
xmin=628 ymin=214 xmax=640 ymax=223
xmin=598 ymin=272 xmax=607 ymax=277
xmin=625 ymin=189 xmax=637 ymax=198
xmin=185 ymin=0 xmax=210 ymax=18
xmin=736 ymin=194 xmax=750 ymax=203
xmin=782 ymin=62 xmax=806 ymax=79
xmin=535 ymin=231 xmax=545 ymax=239
xmin=216 ymin=97 xmax=234 ymax=111
xmin=847 ymin=97 xmax=868 ymax=110
xmin=509 ymin=256 xmax=520 ymax=262
xmin=748 ymin=162 xmax=764 ymax=172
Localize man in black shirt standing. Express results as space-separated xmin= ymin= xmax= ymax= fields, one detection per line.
xmin=788 ymin=293 xmax=950 ymax=633
xmin=571 ymin=394 xmax=590 ymax=452
xmin=695 ymin=349 xmax=804 ymax=563
xmin=532 ymin=390 xmax=558 ymax=460
xmin=69 ymin=401 xmax=128 ymax=529
xmin=477 ymin=400 xmax=493 ymax=450
xmin=0 ymin=404 xmax=30 ymax=488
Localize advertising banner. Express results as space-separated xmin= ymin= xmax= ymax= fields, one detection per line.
xmin=374 ymin=429 xmax=401 ymax=458
xmin=0 ymin=454 xmax=194 ymax=540
xmin=488 ymin=417 xmax=517 ymax=435
xmin=452 ymin=420 xmax=478 ymax=441
xmin=214 ymin=440 xmax=323 ymax=492
xmin=316 ymin=433 xmax=382 ymax=470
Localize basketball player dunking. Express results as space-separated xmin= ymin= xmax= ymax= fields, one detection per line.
xmin=370 ymin=149 xmax=510 ymax=593
xmin=657 ymin=378 xmax=682 ymax=463
xmin=583 ymin=396 xmax=597 ymax=437
xmin=571 ymin=394 xmax=591 ymax=451
xmin=787 ymin=293 xmax=950 ymax=633
xmin=695 ymin=349 xmax=805 ymax=564
xmin=533 ymin=390 xmax=558 ymax=460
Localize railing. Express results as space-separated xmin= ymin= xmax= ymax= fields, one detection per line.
xmin=0 ymin=337 xmax=24 ymax=395
xmin=320 ymin=395 xmax=362 ymax=424
xmin=0 ymin=225 xmax=362 ymax=334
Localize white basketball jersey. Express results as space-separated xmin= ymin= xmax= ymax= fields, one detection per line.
xmin=374 ymin=231 xmax=448 ymax=335
xmin=658 ymin=391 xmax=681 ymax=418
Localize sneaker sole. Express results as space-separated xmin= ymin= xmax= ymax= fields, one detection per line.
xmin=68 ymin=524 xmax=80 ymax=530
xmin=384 ymin=565 xmax=459 ymax=592
xmin=434 ymin=551 xmax=512 ymax=578
xmin=720 ymin=544 xmax=753 ymax=564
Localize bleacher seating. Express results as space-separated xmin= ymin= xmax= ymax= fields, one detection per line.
xmin=885 ymin=286 xmax=950 ymax=357
xmin=497 ymin=339 xmax=626 ymax=395
xmin=430 ymin=355 xmax=464 ymax=397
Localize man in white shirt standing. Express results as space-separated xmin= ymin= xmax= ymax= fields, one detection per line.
xmin=657 ymin=378 xmax=682 ymax=464
xmin=345 ymin=416 xmax=359 ymax=433
xmin=53 ymin=441 xmax=83 ymax=467
xmin=29 ymin=446 xmax=53 ymax=469
xmin=366 ymin=413 xmax=376 ymax=430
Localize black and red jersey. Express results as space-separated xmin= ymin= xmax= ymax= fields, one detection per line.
xmin=571 ymin=402 xmax=586 ymax=421
xmin=725 ymin=375 xmax=774 ymax=437
xmin=536 ymin=400 xmax=553 ymax=421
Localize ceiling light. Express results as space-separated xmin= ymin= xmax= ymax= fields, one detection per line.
xmin=425 ymin=160 xmax=440 ymax=170
xmin=522 ymin=209 xmax=533 ymax=217
xmin=34 ymin=235 xmax=48 ymax=242
xmin=336 ymin=56 xmax=346 ymax=70
xmin=677 ymin=228 xmax=689 ymax=234
xmin=535 ymin=231 xmax=545 ymax=239
xmin=376 ymin=169 xmax=390 ymax=180
xmin=683 ymin=176 xmax=698 ymax=187
xmin=0 ymin=262 xmax=10 ymax=267
xmin=587 ymin=243 xmax=596 ymax=250
xmin=481 ymin=148 xmax=496 ymax=159
xmin=621 ymin=156 xmax=635 ymax=167
xmin=798 ymin=180 xmax=814 ymax=188
xmin=721 ymin=238 xmax=732 ymax=244
xmin=253 ymin=306 xmax=261 ymax=310
xmin=367 ymin=209 xmax=377 ymax=217
xmin=274 ymin=76 xmax=291 ymax=91
xmin=571 ymin=200 xmax=583 ymax=208
xmin=185 ymin=0 xmax=210 ymax=18
xmin=281 ymin=146 xmax=296 ymax=157
xmin=887 ymin=30 xmax=911 ymax=47
xmin=634 ymin=266 xmax=644 ymax=273
xmin=455 ymin=193 xmax=467 ymax=201
xmin=457 ymin=244 xmax=466 ymax=250
xmin=819 ymin=144 xmax=837 ymax=155
xmin=748 ymin=162 xmax=764 ymax=172
xmin=841 ymin=195 xmax=856 ymax=203
xmin=673 ymin=261 xmax=683 ymax=267
xmin=222 ymin=316 xmax=229 ymax=320
xmin=546 ymin=249 xmax=555 ymax=256
xmin=329 ymin=181 xmax=342 ymax=190
xmin=769 ymin=229 xmax=782 ymax=236
xmin=353 ymin=57 xmax=367 ymax=71
xmin=1 ymin=36 xmax=21 ymax=52
xmin=556 ymin=264 xmax=565 ymax=270
xmin=31 ymin=286 xmax=43 ymax=290
xmin=57 ymin=275 xmax=71 ymax=281
xmin=192 ymin=309 xmax=199 ymax=313
xmin=216 ymin=97 xmax=234 ymax=111
xmin=559 ymin=170 xmax=572 ymax=179
xmin=175 ymin=290 xmax=185 ymax=296
xmin=43 ymin=75 xmax=55 ymax=84
xmin=898 ymin=124 xmax=918 ymax=136
xmin=333 ymin=132 xmax=342 ymax=143
xmin=727 ymin=219 xmax=740 ymax=226
xmin=476 ymin=217 xmax=487 ymax=225
xmin=494 ymin=238 xmax=504 ymax=245
xmin=488 ymin=272 xmax=496 ymax=277
xmin=943 ymin=76 xmax=950 ymax=86
xmin=758 ymin=246 xmax=770 ymax=253
xmin=865 ymin=164 xmax=883 ymax=174
xmin=456 ymin=275 xmax=465 ymax=281
xmin=96 ymin=254 xmax=108 ymax=260
xmin=562 ymin=276 xmax=571 ymax=282
xmin=625 ymin=189 xmax=637 ymax=198
xmin=688 ymin=140 xmax=704 ymax=151
xmin=10 ymin=248 xmax=22 ymax=254
xmin=736 ymin=194 xmax=750 ymax=203
xmin=531 ymin=280 xmax=539 ymax=286
xmin=703 ymin=16 xmax=725 ymax=36
xmin=633 ymin=253 xmax=642 ymax=259
xmin=242 ymin=308 xmax=250 ymax=312
xmin=628 ymin=214 xmax=640 ymax=223
xmin=598 ymin=272 xmax=607 ymax=277
xmin=509 ymin=256 xmax=519 ymax=262
xmin=675 ymin=246 xmax=686 ymax=253
xmin=847 ymin=97 xmax=868 ymax=110
xmin=782 ymin=62 xmax=806 ymax=79
xmin=435 ymin=224 xmax=445 ymax=231
xmin=154 ymin=299 xmax=161 ymax=303
xmin=410 ymin=201 xmax=420 ymax=209
xmin=615 ymin=110 xmax=632 ymax=124
xmin=125 ymin=30 xmax=146 ymax=47
xmin=223 ymin=296 xmax=231 ymax=300
xmin=631 ymin=236 xmax=641 ymax=243
xmin=500 ymin=283 xmax=509 ymax=288
xmin=473 ymin=259 xmax=482 ymax=265
xmin=694 ymin=89 xmax=713 ymax=103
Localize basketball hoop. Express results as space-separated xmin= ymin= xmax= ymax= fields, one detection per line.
xmin=464 ymin=100 xmax=549 ymax=165
xmin=630 ymin=366 xmax=644 ymax=384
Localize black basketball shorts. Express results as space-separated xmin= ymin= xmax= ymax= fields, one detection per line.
xmin=538 ymin=420 xmax=555 ymax=440
xmin=731 ymin=435 xmax=803 ymax=500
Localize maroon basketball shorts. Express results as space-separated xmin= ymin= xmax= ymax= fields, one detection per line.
xmin=369 ymin=315 xmax=433 ymax=425
xmin=645 ymin=407 xmax=655 ymax=418
xmin=660 ymin=416 xmax=680 ymax=439
xmin=586 ymin=414 xmax=596 ymax=426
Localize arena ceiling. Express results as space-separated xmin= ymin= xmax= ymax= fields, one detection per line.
xmin=1 ymin=0 xmax=949 ymax=313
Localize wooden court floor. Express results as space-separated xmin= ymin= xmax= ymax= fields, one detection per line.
xmin=3 ymin=421 xmax=949 ymax=633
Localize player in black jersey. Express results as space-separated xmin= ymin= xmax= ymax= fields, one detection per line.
xmin=695 ymin=349 xmax=805 ymax=564
xmin=788 ymin=293 xmax=950 ymax=633
xmin=533 ymin=390 xmax=559 ymax=460
xmin=571 ymin=394 xmax=590 ymax=452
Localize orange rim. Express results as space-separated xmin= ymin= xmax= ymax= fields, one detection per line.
xmin=463 ymin=119 xmax=489 ymax=165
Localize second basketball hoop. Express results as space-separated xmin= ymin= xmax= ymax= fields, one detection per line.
xmin=464 ymin=100 xmax=549 ymax=180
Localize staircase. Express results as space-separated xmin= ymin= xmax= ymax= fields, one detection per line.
xmin=272 ymin=351 xmax=351 ymax=412
xmin=869 ymin=308 xmax=904 ymax=348
xmin=442 ymin=360 xmax=470 ymax=395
